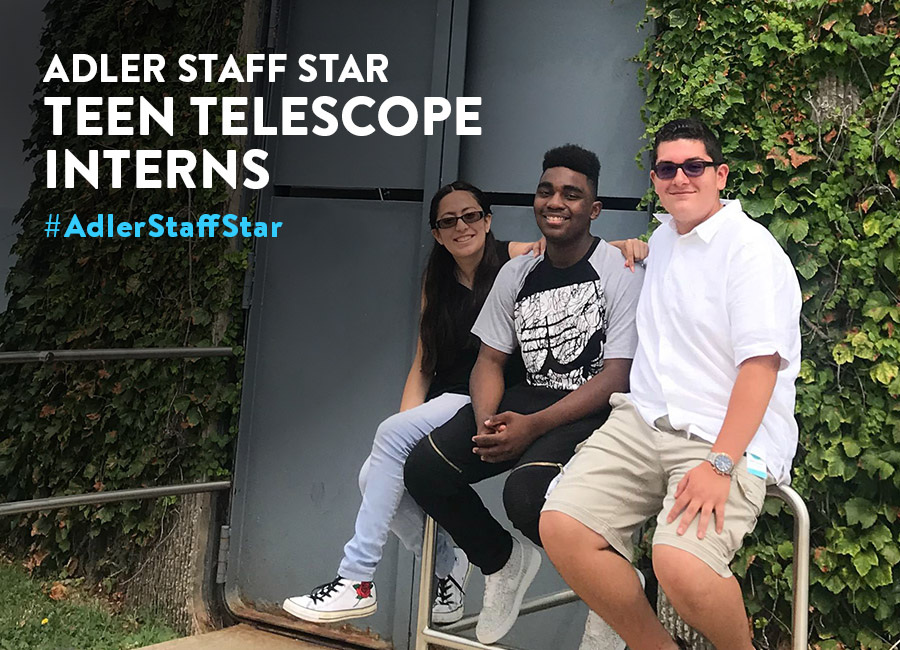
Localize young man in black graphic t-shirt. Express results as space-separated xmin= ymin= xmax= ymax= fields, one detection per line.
xmin=404 ymin=145 xmax=644 ymax=645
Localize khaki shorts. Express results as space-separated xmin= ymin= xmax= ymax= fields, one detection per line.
xmin=542 ymin=393 xmax=767 ymax=578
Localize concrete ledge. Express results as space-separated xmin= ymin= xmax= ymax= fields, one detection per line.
xmin=140 ymin=624 xmax=328 ymax=650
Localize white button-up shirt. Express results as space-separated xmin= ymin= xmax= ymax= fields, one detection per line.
xmin=629 ymin=199 xmax=802 ymax=483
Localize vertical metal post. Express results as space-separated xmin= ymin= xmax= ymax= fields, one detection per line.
xmin=768 ymin=484 xmax=810 ymax=650
xmin=415 ymin=516 xmax=437 ymax=650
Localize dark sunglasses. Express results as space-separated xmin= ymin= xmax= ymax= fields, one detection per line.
xmin=434 ymin=210 xmax=486 ymax=230
xmin=652 ymin=160 xmax=721 ymax=180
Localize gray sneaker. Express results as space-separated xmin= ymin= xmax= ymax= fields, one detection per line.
xmin=475 ymin=538 xmax=541 ymax=644
xmin=578 ymin=610 xmax=625 ymax=650
xmin=577 ymin=566 xmax=645 ymax=650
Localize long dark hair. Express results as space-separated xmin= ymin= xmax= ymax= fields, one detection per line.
xmin=420 ymin=181 xmax=502 ymax=376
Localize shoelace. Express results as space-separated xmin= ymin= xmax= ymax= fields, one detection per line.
xmin=309 ymin=577 xmax=344 ymax=604
xmin=435 ymin=574 xmax=463 ymax=606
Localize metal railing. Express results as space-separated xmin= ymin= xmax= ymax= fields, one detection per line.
xmin=414 ymin=483 xmax=810 ymax=650
xmin=0 ymin=346 xmax=233 ymax=364
xmin=0 ymin=346 xmax=235 ymax=516
xmin=0 ymin=481 xmax=232 ymax=518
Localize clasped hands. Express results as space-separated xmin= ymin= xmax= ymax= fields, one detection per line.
xmin=472 ymin=411 xmax=540 ymax=463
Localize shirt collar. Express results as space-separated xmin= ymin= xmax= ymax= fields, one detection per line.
xmin=654 ymin=199 xmax=741 ymax=243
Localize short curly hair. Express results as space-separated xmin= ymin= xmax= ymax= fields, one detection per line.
xmin=651 ymin=118 xmax=723 ymax=167
xmin=542 ymin=144 xmax=601 ymax=198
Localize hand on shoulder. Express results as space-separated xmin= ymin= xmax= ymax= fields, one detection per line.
xmin=608 ymin=238 xmax=649 ymax=272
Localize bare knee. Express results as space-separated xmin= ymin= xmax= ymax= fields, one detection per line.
xmin=653 ymin=545 xmax=716 ymax=612
xmin=540 ymin=511 xmax=610 ymax=561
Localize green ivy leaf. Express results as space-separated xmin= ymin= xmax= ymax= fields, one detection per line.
xmin=862 ymin=216 xmax=882 ymax=237
xmin=667 ymin=8 xmax=689 ymax=28
xmin=776 ymin=540 xmax=793 ymax=559
xmin=774 ymin=192 xmax=800 ymax=215
xmin=852 ymin=549 xmax=878 ymax=577
xmin=870 ymin=362 xmax=899 ymax=386
xmin=796 ymin=256 xmax=820 ymax=280
xmin=832 ymin=343 xmax=853 ymax=365
xmin=845 ymin=497 xmax=878 ymax=528
xmin=882 ymin=542 xmax=900 ymax=566
xmin=841 ymin=438 xmax=861 ymax=457
xmin=742 ymin=197 xmax=776 ymax=218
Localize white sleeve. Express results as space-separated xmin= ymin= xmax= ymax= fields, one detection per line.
xmin=727 ymin=241 xmax=801 ymax=370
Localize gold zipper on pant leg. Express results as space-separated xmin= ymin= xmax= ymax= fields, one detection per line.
xmin=509 ymin=461 xmax=564 ymax=474
xmin=428 ymin=434 xmax=463 ymax=474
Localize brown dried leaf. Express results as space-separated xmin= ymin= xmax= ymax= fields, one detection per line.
xmin=824 ymin=128 xmax=838 ymax=143
xmin=98 ymin=369 xmax=110 ymax=379
xmin=24 ymin=549 xmax=49 ymax=569
xmin=39 ymin=405 xmax=56 ymax=418
xmin=888 ymin=169 xmax=899 ymax=188
xmin=822 ymin=19 xmax=837 ymax=30
xmin=766 ymin=147 xmax=790 ymax=167
xmin=86 ymin=412 xmax=101 ymax=422
xmin=859 ymin=2 xmax=874 ymax=16
xmin=778 ymin=130 xmax=797 ymax=145
xmin=857 ymin=196 xmax=875 ymax=214
xmin=49 ymin=582 xmax=68 ymax=601
xmin=788 ymin=148 xmax=816 ymax=168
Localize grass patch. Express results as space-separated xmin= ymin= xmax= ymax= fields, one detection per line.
xmin=0 ymin=559 xmax=179 ymax=650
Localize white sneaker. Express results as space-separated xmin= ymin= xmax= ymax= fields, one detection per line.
xmin=282 ymin=576 xmax=377 ymax=623
xmin=577 ymin=567 xmax=646 ymax=650
xmin=433 ymin=548 xmax=472 ymax=625
xmin=475 ymin=538 xmax=541 ymax=644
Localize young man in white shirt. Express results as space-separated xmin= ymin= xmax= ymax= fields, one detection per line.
xmin=539 ymin=118 xmax=802 ymax=650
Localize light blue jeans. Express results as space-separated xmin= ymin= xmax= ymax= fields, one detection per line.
xmin=338 ymin=392 xmax=470 ymax=582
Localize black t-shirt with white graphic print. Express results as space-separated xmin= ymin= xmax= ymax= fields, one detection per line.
xmin=473 ymin=237 xmax=643 ymax=392
xmin=515 ymin=238 xmax=607 ymax=389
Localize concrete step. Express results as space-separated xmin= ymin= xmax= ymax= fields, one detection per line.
xmin=140 ymin=624 xmax=332 ymax=650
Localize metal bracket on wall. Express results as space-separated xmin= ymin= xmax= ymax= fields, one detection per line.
xmin=216 ymin=525 xmax=232 ymax=585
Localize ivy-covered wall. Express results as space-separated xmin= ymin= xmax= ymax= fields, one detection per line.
xmin=639 ymin=1 xmax=900 ymax=648
xmin=0 ymin=0 xmax=248 ymax=578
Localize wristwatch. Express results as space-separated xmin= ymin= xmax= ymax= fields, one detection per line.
xmin=706 ymin=451 xmax=735 ymax=476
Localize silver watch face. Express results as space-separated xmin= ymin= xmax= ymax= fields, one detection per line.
xmin=713 ymin=454 xmax=734 ymax=474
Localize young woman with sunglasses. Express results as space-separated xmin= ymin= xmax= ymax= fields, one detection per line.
xmin=282 ymin=181 xmax=543 ymax=626
xmin=282 ymin=181 xmax=648 ymax=626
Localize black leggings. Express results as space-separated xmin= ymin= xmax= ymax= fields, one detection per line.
xmin=404 ymin=383 xmax=607 ymax=574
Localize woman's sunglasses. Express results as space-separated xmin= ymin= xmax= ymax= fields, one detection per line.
xmin=652 ymin=160 xmax=721 ymax=180
xmin=435 ymin=210 xmax=486 ymax=230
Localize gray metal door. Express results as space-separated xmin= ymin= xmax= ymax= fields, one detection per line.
xmin=0 ymin=1 xmax=44 ymax=312
xmin=227 ymin=2 xmax=649 ymax=648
